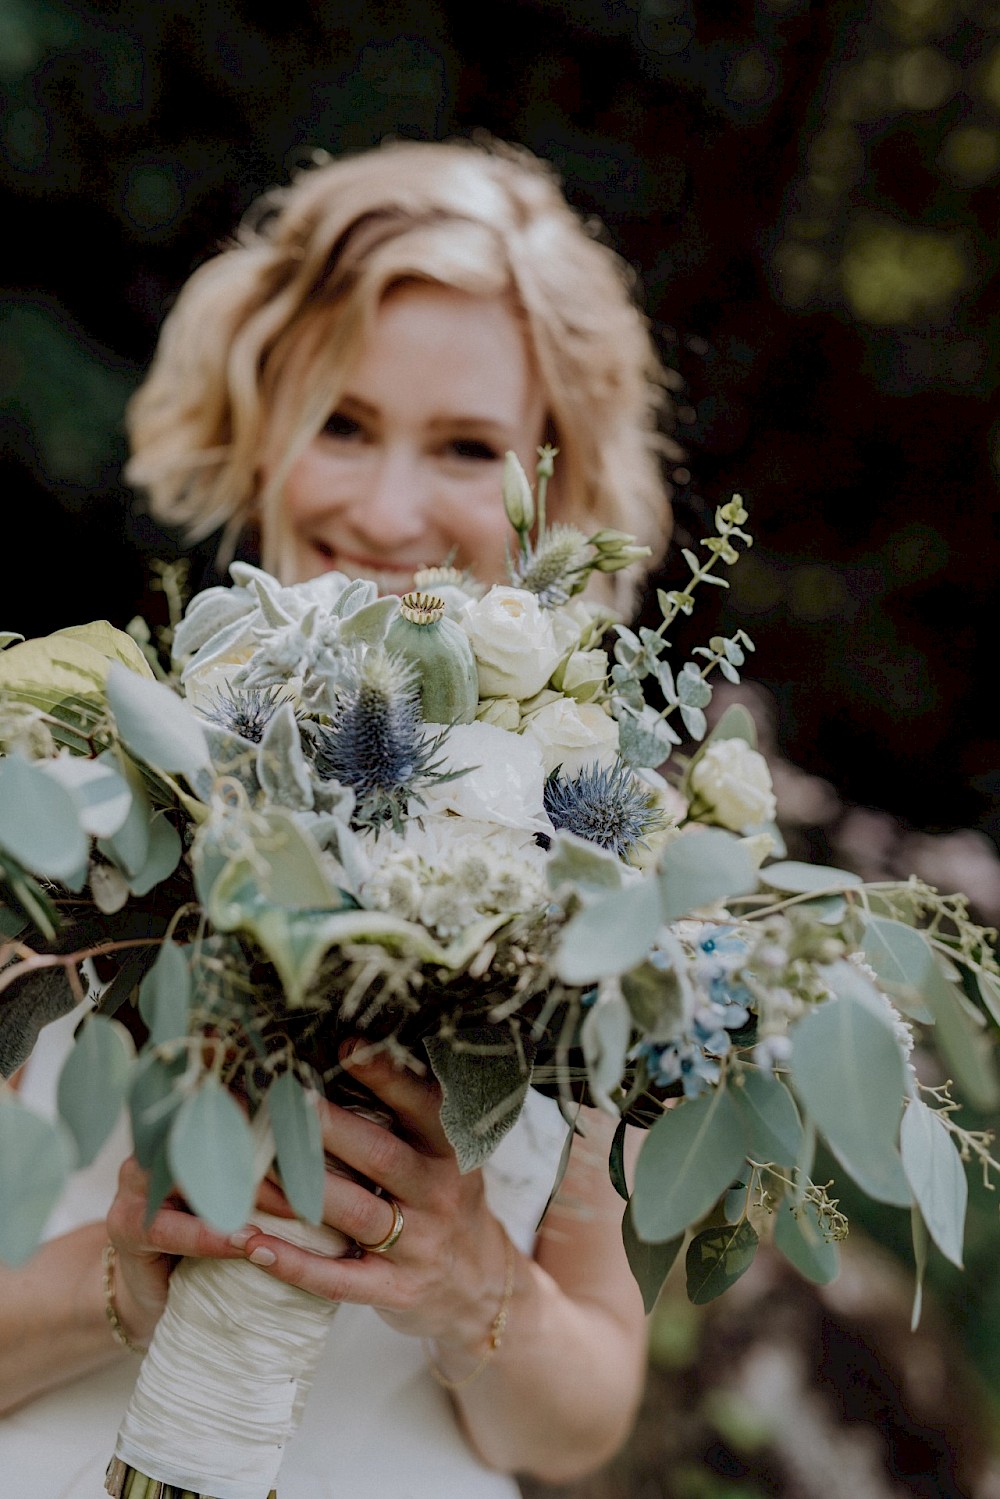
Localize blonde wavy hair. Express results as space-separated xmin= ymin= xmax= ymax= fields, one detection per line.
xmin=125 ymin=136 xmax=675 ymax=593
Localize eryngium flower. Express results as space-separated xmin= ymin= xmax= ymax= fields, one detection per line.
xmin=203 ymin=684 xmax=288 ymax=743
xmin=312 ymin=649 xmax=443 ymax=830
xmin=543 ymin=758 xmax=667 ymax=862
xmin=510 ymin=524 xmax=592 ymax=606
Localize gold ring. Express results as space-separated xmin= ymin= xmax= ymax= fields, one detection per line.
xmin=359 ymin=1197 xmax=404 ymax=1255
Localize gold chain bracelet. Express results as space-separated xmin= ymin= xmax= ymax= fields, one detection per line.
xmin=102 ymin=1242 xmax=148 ymax=1356
xmin=425 ymin=1231 xmax=516 ymax=1391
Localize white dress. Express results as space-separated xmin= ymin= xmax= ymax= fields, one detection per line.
xmin=2 ymin=1008 xmax=570 ymax=1499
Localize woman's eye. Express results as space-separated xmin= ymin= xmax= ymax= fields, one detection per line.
xmin=322 ymin=411 xmax=363 ymax=440
xmin=447 ymin=438 xmax=500 ymax=462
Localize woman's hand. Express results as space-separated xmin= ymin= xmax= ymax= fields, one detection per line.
xmin=240 ymin=1043 xmax=511 ymax=1353
xmin=105 ymin=1157 xmax=246 ymax=1348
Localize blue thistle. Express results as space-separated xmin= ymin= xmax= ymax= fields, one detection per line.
xmin=202 ymin=684 xmax=288 ymax=743
xmin=311 ymin=649 xmax=449 ymax=831
xmin=543 ymin=758 xmax=667 ymax=862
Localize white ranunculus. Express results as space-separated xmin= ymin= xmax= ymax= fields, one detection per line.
xmin=689 ymin=738 xmax=777 ymax=832
xmin=521 ymin=698 xmax=619 ymax=778
xmin=416 ymin=721 xmax=551 ymax=833
xmin=460 ymin=587 xmax=563 ymax=700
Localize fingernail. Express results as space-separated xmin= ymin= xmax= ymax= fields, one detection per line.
xmin=249 ymin=1246 xmax=277 ymax=1267
xmin=339 ymin=1037 xmax=360 ymax=1063
xmin=229 ymin=1227 xmax=256 ymax=1249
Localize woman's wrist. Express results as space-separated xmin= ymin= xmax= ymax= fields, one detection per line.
xmin=425 ymin=1225 xmax=518 ymax=1387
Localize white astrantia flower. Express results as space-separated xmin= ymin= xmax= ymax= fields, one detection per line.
xmin=689 ymin=738 xmax=777 ymax=832
xmin=520 ymin=698 xmax=619 ymax=778
xmin=459 ymin=586 xmax=563 ymax=699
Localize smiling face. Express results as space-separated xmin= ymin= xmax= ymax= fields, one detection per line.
xmin=274 ymin=283 xmax=550 ymax=591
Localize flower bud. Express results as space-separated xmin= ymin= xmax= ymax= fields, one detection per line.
xmin=502 ymin=451 xmax=534 ymax=533
xmin=536 ymin=444 xmax=558 ymax=480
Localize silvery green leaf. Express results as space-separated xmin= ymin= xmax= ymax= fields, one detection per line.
xmin=0 ymin=966 xmax=78 ymax=1078
xmin=425 ymin=1031 xmax=535 ymax=1173
xmin=171 ymin=585 xmax=256 ymax=664
xmin=977 ymin=971 xmax=1000 ymax=1027
xmin=632 ymin=1086 xmax=747 ymax=1242
xmin=0 ymin=905 xmax=25 ymax=938
xmin=179 ymin=614 xmax=256 ymax=681
xmin=89 ymin=860 xmax=130 ymax=914
xmin=0 ymin=755 xmax=88 ymax=881
xmin=45 ymin=753 xmax=132 ymax=839
xmin=206 ymin=807 xmax=338 ymax=917
xmin=257 ymin=703 xmax=314 ymax=811
xmin=138 ymin=942 xmax=191 ymax=1046
xmin=653 ymin=658 xmax=676 ymax=703
xmin=730 ymin=1068 xmax=803 ymax=1167
xmin=129 ymin=1052 xmax=186 ymax=1169
xmin=202 ymin=723 xmax=260 ymax=797
xmin=921 ymin=959 xmax=1000 ymax=1113
xmin=581 ymin=985 xmax=631 ymax=1114
xmin=615 ymin=704 xmax=681 ymax=767
xmin=788 ymin=990 xmax=911 ymax=1206
xmin=686 ymin=1220 xmax=758 ymax=1304
xmin=546 ymin=831 xmax=624 ymax=895
xmin=679 ymin=704 xmax=707 ymax=740
xmin=900 ymin=1096 xmax=967 ymax=1268
xmin=555 ymin=878 xmax=663 ymax=985
xmin=860 ymin=916 xmax=936 ymax=1023
xmin=724 ymin=1182 xmax=748 ymax=1223
xmin=125 ymin=814 xmax=182 ymax=897
xmin=337 ymin=595 xmax=400 ymax=645
xmin=168 ymin=1079 xmax=256 ymax=1233
xmin=107 ymin=662 xmax=212 ymax=784
xmin=622 ymin=1198 xmax=681 ymax=1313
xmin=676 ymin=665 xmax=712 ymax=710
xmin=332 ymin=578 xmax=379 ymax=616
xmin=613 ymin=626 xmax=643 ymax=669
xmin=658 ymin=827 xmax=758 ymax=923
xmin=0 ymin=1099 xmax=74 ymax=1265
xmin=773 ymin=1199 xmax=839 ymax=1284
xmin=267 ymin=1073 xmax=325 ymax=1223
xmin=56 ymin=1015 xmax=134 ymax=1167
xmin=97 ymin=753 xmax=151 ymax=879
xmin=760 ymin=860 xmax=863 ymax=895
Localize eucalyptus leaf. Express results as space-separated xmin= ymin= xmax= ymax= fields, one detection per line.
xmin=685 ymin=1220 xmax=758 ymax=1304
xmin=425 ymin=1031 xmax=535 ymax=1173
xmin=168 ymin=1079 xmax=256 ymax=1233
xmin=724 ymin=1182 xmax=748 ymax=1223
xmin=921 ymin=959 xmax=1000 ymax=1113
xmin=554 ymin=878 xmax=663 ymax=985
xmin=632 ymin=1086 xmax=747 ymax=1243
xmin=658 ymin=827 xmax=758 ymax=923
xmin=125 ymin=814 xmax=183 ymax=898
xmin=759 ymin=860 xmax=862 ymax=895
xmin=0 ymin=755 xmax=88 ymax=881
xmin=621 ymin=934 xmax=693 ymax=1041
xmin=609 ymin=1116 xmax=629 ymax=1202
xmin=676 ymin=666 xmax=712 ymax=710
xmin=860 ymin=916 xmax=936 ymax=1023
xmin=130 ymin=1052 xmax=187 ymax=1169
xmin=977 ymin=971 xmax=1000 ymax=1027
xmin=0 ymin=1098 xmax=74 ymax=1265
xmin=773 ymin=1199 xmax=839 ymax=1284
xmin=788 ymin=990 xmax=911 ymax=1207
xmin=138 ymin=942 xmax=191 ymax=1046
xmin=900 ymin=1097 xmax=967 ymax=1268
xmin=731 ymin=1068 xmax=803 ymax=1168
xmin=581 ymin=988 xmax=631 ymax=1113
xmin=106 ymin=662 xmax=212 ymax=785
xmin=622 ymin=1198 xmax=682 ymax=1313
xmin=267 ymin=1072 xmax=325 ymax=1224
xmin=679 ymin=704 xmax=707 ymax=741
xmin=546 ymin=831 xmax=624 ymax=895
xmin=44 ymin=755 xmax=132 ymax=840
xmin=910 ymin=1204 xmax=929 ymax=1332
xmin=56 ymin=1015 xmax=134 ymax=1167
xmin=96 ymin=753 xmax=151 ymax=880
xmin=615 ymin=704 xmax=681 ymax=767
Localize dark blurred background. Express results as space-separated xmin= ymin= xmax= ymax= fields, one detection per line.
xmin=3 ymin=0 xmax=1000 ymax=1487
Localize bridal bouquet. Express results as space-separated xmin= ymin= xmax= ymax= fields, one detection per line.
xmin=1 ymin=451 xmax=999 ymax=1499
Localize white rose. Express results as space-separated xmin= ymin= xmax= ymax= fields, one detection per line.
xmin=628 ymin=766 xmax=689 ymax=870
xmin=476 ymin=697 xmax=522 ymax=731
xmin=417 ymin=721 xmax=551 ymax=833
xmin=460 ymin=587 xmax=563 ymax=699
xmin=556 ymin=649 xmax=609 ymax=703
xmin=689 ymin=739 xmax=777 ymax=832
xmin=521 ymin=699 xmax=619 ymax=778
xmin=182 ymin=650 xmax=257 ymax=715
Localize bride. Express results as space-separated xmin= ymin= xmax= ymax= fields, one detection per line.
xmin=1 ymin=136 xmax=677 ymax=1497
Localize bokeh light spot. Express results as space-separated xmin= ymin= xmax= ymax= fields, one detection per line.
xmin=840 ymin=222 xmax=967 ymax=323
xmin=939 ymin=124 xmax=1000 ymax=182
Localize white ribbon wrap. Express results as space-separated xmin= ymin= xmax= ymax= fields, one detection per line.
xmin=112 ymin=1212 xmax=350 ymax=1499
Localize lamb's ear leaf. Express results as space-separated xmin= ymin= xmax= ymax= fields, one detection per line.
xmin=425 ymin=1030 xmax=535 ymax=1173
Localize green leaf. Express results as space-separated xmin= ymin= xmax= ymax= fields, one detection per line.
xmin=581 ymin=990 xmax=631 ymax=1112
xmin=256 ymin=703 xmax=314 ymax=811
xmin=616 ymin=704 xmax=681 ymax=767
xmin=425 ymin=1031 xmax=535 ymax=1173
xmin=138 ymin=943 xmax=191 ymax=1046
xmin=0 ymin=756 xmax=88 ymax=881
xmin=96 ymin=754 xmax=151 ymax=880
xmin=0 ymin=1098 xmax=74 ymax=1265
xmin=56 ymin=1015 xmax=134 ymax=1167
xmin=658 ymin=827 xmax=758 ymax=923
xmin=53 ymin=621 xmax=155 ymax=678
xmin=759 ymin=860 xmax=862 ymax=895
xmin=106 ymin=661 xmax=212 ymax=784
xmin=704 ymin=703 xmax=757 ymax=748
xmin=860 ymin=917 xmax=935 ymax=1023
xmin=788 ymin=987 xmax=911 ymax=1207
xmin=555 ymin=878 xmax=663 ymax=985
xmin=632 ymin=1086 xmax=747 ymax=1243
xmin=773 ymin=1198 xmax=840 ymax=1284
xmin=0 ymin=633 xmax=110 ymax=716
xmin=977 ymin=971 xmax=1000 ymax=1027
xmin=622 ymin=1198 xmax=682 ymax=1313
xmin=900 ymin=1097 xmax=967 ymax=1268
xmin=724 ymin=1182 xmax=748 ymax=1222
xmin=546 ymin=831 xmax=624 ymax=894
xmin=0 ymin=904 xmax=25 ymax=938
xmin=125 ymin=814 xmax=182 ymax=897
xmin=267 ymin=1073 xmax=326 ymax=1225
xmin=730 ymin=1068 xmax=803 ymax=1167
xmin=168 ymin=1079 xmax=256 ymax=1234
xmin=921 ymin=959 xmax=1000 ymax=1114
xmin=44 ymin=754 xmax=132 ymax=839
xmin=609 ymin=1116 xmax=629 ymax=1202
xmin=910 ymin=1204 xmax=929 ymax=1332
xmin=685 ymin=1220 xmax=759 ymax=1304
xmin=129 ymin=1053 xmax=186 ymax=1169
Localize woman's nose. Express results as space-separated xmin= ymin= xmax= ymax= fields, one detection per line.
xmin=349 ymin=448 xmax=428 ymax=546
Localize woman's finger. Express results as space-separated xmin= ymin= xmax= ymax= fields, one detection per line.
xmin=338 ymin=1041 xmax=452 ymax=1158
xmin=239 ymin=1230 xmax=406 ymax=1307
